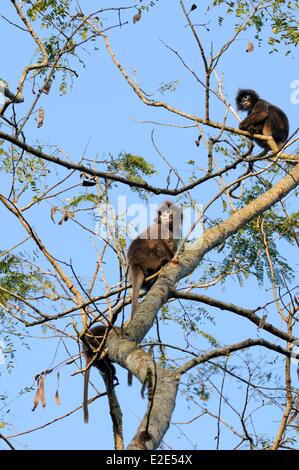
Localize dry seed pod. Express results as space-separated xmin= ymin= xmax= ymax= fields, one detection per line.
xmin=37 ymin=108 xmax=45 ymax=128
xmin=246 ymin=41 xmax=254 ymax=53
xmin=133 ymin=9 xmax=142 ymax=24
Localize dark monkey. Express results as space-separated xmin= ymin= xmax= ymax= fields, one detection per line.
xmin=82 ymin=325 xmax=118 ymax=424
xmin=127 ymin=201 xmax=183 ymax=318
xmin=236 ymin=89 xmax=289 ymax=149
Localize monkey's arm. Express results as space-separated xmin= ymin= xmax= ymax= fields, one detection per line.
xmin=161 ymin=239 xmax=178 ymax=258
xmin=240 ymin=112 xmax=268 ymax=129
xmin=239 ymin=101 xmax=269 ymax=130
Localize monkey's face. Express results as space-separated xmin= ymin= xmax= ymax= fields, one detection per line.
xmin=236 ymin=89 xmax=259 ymax=112
xmin=239 ymin=94 xmax=253 ymax=111
xmin=158 ymin=204 xmax=183 ymax=240
xmin=159 ymin=208 xmax=173 ymax=225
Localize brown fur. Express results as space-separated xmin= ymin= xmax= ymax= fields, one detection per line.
xmin=82 ymin=325 xmax=118 ymax=424
xmin=127 ymin=201 xmax=183 ymax=318
xmin=236 ymin=89 xmax=289 ymax=149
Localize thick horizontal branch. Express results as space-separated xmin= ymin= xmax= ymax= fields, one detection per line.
xmin=178 ymin=338 xmax=296 ymax=375
xmin=172 ymin=290 xmax=297 ymax=343
xmin=0 ymin=129 xmax=254 ymax=195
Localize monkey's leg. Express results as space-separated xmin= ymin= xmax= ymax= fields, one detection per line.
xmin=130 ymin=267 xmax=145 ymax=319
xmin=262 ymin=121 xmax=272 ymax=137
xmin=83 ymin=363 xmax=91 ymax=424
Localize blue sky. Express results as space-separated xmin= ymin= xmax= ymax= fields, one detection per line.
xmin=0 ymin=0 xmax=298 ymax=450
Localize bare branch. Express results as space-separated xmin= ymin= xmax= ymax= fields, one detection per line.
xmin=172 ymin=290 xmax=297 ymax=343
xmin=178 ymin=338 xmax=294 ymax=376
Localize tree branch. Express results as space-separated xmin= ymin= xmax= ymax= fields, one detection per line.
xmin=0 ymin=129 xmax=259 ymax=195
xmin=115 ymin=163 xmax=299 ymax=449
xmin=172 ymin=290 xmax=298 ymax=343
xmin=177 ymin=338 xmax=294 ymax=375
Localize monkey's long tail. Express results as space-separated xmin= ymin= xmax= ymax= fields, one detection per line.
xmin=127 ymin=371 xmax=133 ymax=386
xmin=83 ymin=367 xmax=90 ymax=424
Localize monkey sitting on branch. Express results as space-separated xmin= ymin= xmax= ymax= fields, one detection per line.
xmin=82 ymin=325 xmax=118 ymax=424
xmin=236 ymin=89 xmax=289 ymax=150
xmin=127 ymin=200 xmax=183 ymax=319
